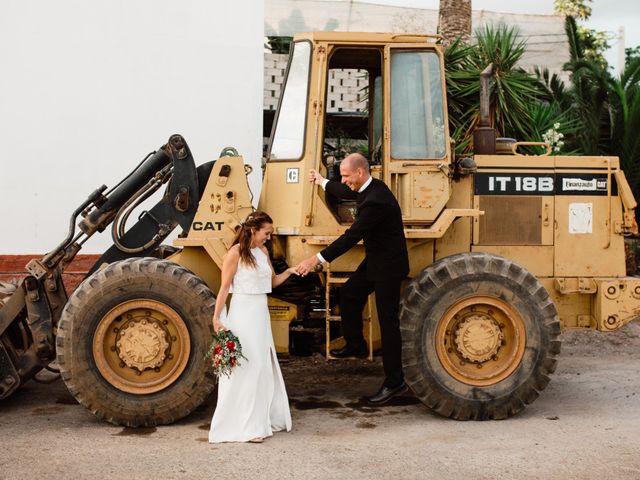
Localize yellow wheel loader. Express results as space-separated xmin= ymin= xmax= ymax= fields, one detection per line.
xmin=1 ymin=32 xmax=638 ymax=425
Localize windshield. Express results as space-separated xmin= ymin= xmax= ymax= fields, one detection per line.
xmin=269 ymin=41 xmax=312 ymax=160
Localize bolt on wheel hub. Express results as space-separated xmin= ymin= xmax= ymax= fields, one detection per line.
xmin=454 ymin=314 xmax=504 ymax=363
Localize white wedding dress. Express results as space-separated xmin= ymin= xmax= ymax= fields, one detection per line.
xmin=209 ymin=247 xmax=292 ymax=443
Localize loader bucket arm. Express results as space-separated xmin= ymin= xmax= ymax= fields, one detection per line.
xmin=0 ymin=134 xmax=209 ymax=399
xmin=87 ymin=160 xmax=215 ymax=274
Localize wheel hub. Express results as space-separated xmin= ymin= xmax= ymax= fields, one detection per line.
xmin=454 ymin=314 xmax=503 ymax=363
xmin=93 ymin=299 xmax=190 ymax=395
xmin=116 ymin=319 xmax=169 ymax=371
xmin=435 ymin=296 xmax=526 ymax=387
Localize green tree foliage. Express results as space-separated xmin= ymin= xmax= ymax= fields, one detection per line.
xmin=626 ymin=46 xmax=640 ymax=68
xmin=554 ymin=0 xmax=610 ymax=65
xmin=562 ymin=17 xmax=640 ymax=193
xmin=265 ymin=36 xmax=292 ymax=54
xmin=554 ymin=0 xmax=592 ymax=20
xmin=444 ymin=20 xmax=639 ymax=197
xmin=445 ymin=25 xmax=574 ymax=155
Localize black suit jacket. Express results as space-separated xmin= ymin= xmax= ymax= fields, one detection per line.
xmin=320 ymin=178 xmax=409 ymax=281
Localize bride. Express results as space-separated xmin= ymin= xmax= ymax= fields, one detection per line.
xmin=209 ymin=211 xmax=297 ymax=443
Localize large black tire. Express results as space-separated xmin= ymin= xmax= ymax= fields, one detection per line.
xmin=57 ymin=258 xmax=216 ymax=427
xmin=400 ymin=252 xmax=561 ymax=420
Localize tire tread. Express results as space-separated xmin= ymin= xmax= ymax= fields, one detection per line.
xmin=57 ymin=257 xmax=215 ymax=427
xmin=400 ymin=252 xmax=561 ymax=420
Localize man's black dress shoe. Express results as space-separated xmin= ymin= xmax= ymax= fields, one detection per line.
xmin=366 ymin=382 xmax=408 ymax=405
xmin=329 ymin=344 xmax=368 ymax=359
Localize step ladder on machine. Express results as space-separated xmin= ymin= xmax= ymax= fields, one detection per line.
xmin=324 ymin=266 xmax=374 ymax=360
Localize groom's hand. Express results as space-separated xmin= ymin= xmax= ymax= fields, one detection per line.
xmin=296 ymin=255 xmax=320 ymax=276
xmin=309 ymin=169 xmax=325 ymax=185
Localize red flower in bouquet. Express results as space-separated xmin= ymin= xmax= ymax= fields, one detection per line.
xmin=206 ymin=330 xmax=247 ymax=378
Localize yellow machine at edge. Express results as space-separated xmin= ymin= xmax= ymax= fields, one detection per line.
xmin=1 ymin=32 xmax=638 ymax=425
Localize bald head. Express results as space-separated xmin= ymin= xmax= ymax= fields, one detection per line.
xmin=339 ymin=153 xmax=371 ymax=192
xmin=343 ymin=153 xmax=370 ymax=173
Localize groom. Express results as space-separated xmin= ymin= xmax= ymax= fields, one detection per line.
xmin=296 ymin=153 xmax=409 ymax=404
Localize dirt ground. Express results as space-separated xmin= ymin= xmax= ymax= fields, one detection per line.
xmin=1 ymin=323 xmax=639 ymax=480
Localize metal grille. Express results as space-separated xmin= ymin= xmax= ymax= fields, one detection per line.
xmin=478 ymin=196 xmax=542 ymax=245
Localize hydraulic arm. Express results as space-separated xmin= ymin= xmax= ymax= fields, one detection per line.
xmin=0 ymin=134 xmax=206 ymax=398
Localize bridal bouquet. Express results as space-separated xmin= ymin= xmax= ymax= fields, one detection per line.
xmin=206 ymin=330 xmax=247 ymax=378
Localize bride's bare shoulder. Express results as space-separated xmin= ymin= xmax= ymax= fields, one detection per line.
xmin=225 ymin=245 xmax=241 ymax=259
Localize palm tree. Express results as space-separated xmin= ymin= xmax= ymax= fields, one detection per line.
xmin=611 ymin=58 xmax=640 ymax=193
xmin=438 ymin=0 xmax=472 ymax=45
xmin=561 ymin=16 xmax=640 ymax=193
xmin=445 ymin=25 xmax=550 ymax=153
xmin=441 ymin=18 xmax=639 ymax=195
xmin=567 ymin=60 xmax=640 ymax=193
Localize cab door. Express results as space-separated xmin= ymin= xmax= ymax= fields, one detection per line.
xmin=383 ymin=44 xmax=451 ymax=224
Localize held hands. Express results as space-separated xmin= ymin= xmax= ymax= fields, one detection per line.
xmin=309 ymin=169 xmax=325 ymax=185
xmin=285 ymin=266 xmax=300 ymax=276
xmin=272 ymin=266 xmax=301 ymax=288
xmin=295 ymin=255 xmax=320 ymax=276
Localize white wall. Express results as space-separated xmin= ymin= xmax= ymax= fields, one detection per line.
xmin=0 ymin=1 xmax=264 ymax=253
xmin=265 ymin=0 xmax=569 ymax=78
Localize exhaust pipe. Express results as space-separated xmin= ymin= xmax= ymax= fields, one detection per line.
xmin=473 ymin=63 xmax=496 ymax=155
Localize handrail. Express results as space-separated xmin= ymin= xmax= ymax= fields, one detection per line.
xmin=403 ymin=209 xmax=483 ymax=239
xmin=512 ymin=141 xmax=552 ymax=156
xmin=604 ymin=158 xmax=612 ymax=249
xmin=305 ymin=45 xmax=327 ymax=227
xmin=303 ymin=209 xmax=483 ymax=242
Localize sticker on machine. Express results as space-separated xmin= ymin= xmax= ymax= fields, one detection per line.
xmin=568 ymin=203 xmax=593 ymax=234
xmin=562 ymin=177 xmax=606 ymax=192
xmin=286 ymin=168 xmax=299 ymax=183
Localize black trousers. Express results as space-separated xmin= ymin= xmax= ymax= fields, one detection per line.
xmin=339 ymin=263 xmax=404 ymax=388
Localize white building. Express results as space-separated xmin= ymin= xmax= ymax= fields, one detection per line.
xmin=0 ymin=1 xmax=264 ymax=254
xmin=265 ymin=0 xmax=570 ymax=75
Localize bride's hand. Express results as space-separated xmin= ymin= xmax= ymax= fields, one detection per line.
xmin=213 ymin=317 xmax=226 ymax=333
xmin=286 ymin=266 xmax=300 ymax=276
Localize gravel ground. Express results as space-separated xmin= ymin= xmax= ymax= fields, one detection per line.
xmin=1 ymin=323 xmax=639 ymax=480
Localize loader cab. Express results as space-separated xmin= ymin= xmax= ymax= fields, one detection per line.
xmin=263 ymin=33 xmax=452 ymax=232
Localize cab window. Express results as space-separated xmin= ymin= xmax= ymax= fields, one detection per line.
xmin=390 ymin=51 xmax=446 ymax=160
xmin=269 ymin=41 xmax=311 ymax=160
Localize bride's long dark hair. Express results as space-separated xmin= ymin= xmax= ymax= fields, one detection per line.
xmin=232 ymin=211 xmax=273 ymax=268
